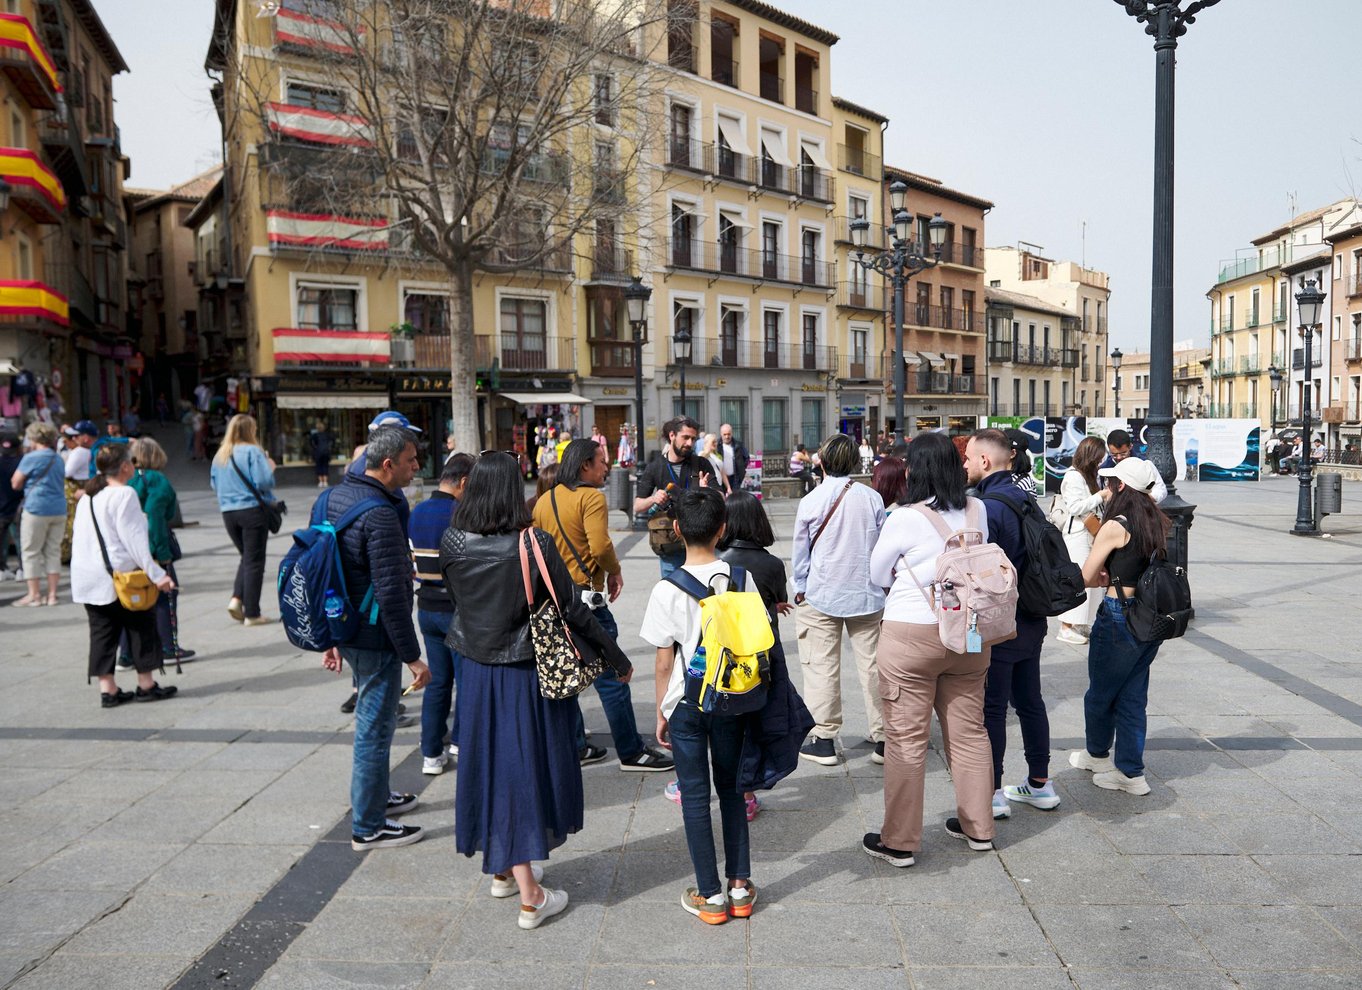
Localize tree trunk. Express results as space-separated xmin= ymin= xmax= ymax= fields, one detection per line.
xmin=448 ymin=260 xmax=481 ymax=453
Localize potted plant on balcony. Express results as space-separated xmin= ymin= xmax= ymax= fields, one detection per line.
xmin=389 ymin=321 xmax=416 ymax=366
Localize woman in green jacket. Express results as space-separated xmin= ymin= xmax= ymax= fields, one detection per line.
xmin=125 ymin=437 xmax=195 ymax=663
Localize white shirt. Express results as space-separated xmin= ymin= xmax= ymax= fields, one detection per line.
xmin=70 ymin=484 xmax=166 ymax=605
xmin=639 ymin=560 xmax=752 ymax=719
xmin=1055 ymin=468 xmax=1105 ymax=535
xmin=791 ymin=476 xmax=886 ymax=617
xmin=64 ymin=445 xmax=90 ymax=481
xmin=722 ymin=442 xmax=735 ymax=475
xmin=869 ymin=499 xmax=990 ymax=624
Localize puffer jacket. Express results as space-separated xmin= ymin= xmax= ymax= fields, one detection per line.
xmin=738 ymin=642 xmax=814 ymax=793
xmin=310 ymin=473 xmax=419 ymax=660
xmin=439 ymin=527 xmax=631 ymax=676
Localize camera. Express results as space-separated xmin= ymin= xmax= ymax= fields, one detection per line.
xmin=580 ymin=589 xmax=607 ymax=609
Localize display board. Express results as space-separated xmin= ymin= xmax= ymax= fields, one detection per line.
xmin=986 ymin=416 xmax=1046 ymax=494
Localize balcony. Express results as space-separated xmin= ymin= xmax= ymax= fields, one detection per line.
xmin=266 ymin=102 xmax=375 ymax=149
xmin=476 ymin=334 xmax=576 ymax=372
xmin=480 ymin=148 xmax=571 ymax=188
xmin=1346 ymin=338 xmax=1362 ymax=362
xmin=265 ymin=208 xmax=390 ymax=255
xmin=987 ymin=339 xmax=1015 ymax=362
xmin=273 ymin=7 xmax=358 ymax=57
xmin=835 ymin=216 xmax=884 ymax=248
xmin=905 ymin=304 xmax=985 ymax=334
xmin=664 ymin=137 xmax=834 ymax=203
xmin=1173 ymin=363 xmax=1203 ymax=381
xmin=794 ymin=85 xmax=817 ymax=115
xmin=1274 ymin=305 xmax=1288 ymax=323
xmin=937 ymin=241 xmax=982 ymax=269
xmin=711 ymin=55 xmax=738 ymax=88
xmin=836 ymin=144 xmax=881 ymax=179
xmin=0 ymin=146 xmax=65 ymax=223
xmin=759 ymin=72 xmax=782 ymax=104
xmin=678 ymin=335 xmax=835 ymax=372
xmin=589 ymin=244 xmax=633 ymax=282
xmin=592 ymin=169 xmax=627 ymax=205
xmin=1061 ymin=347 xmax=1080 ymax=368
xmin=1206 ymin=402 xmax=1258 ymax=419
xmin=665 ymin=238 xmax=834 ymax=287
xmin=1239 ymin=355 xmax=1261 ymax=374
xmin=1292 ymin=348 xmax=1323 ymax=370
xmin=911 ymin=370 xmax=953 ymax=394
xmin=1218 ymin=317 xmax=1233 ymax=333
xmin=0 ymin=278 xmax=68 ymax=329
xmin=836 ymin=281 xmax=884 ymax=311
xmin=272 ymin=327 xmax=391 ymax=369
xmin=840 ymin=353 xmax=884 ymax=380
xmin=485 ymin=241 xmax=574 ymax=275
xmin=1350 ymin=275 xmax=1362 ymax=298
xmin=0 ymin=13 xmax=60 ymax=110
xmin=588 ymin=337 xmax=635 ymax=377
xmin=1245 ymin=310 xmax=1262 ymax=328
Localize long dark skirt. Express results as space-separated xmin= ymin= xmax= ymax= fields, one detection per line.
xmin=454 ymin=658 xmax=583 ymax=875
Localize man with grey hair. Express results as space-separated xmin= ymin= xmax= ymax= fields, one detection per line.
xmin=719 ymin=423 xmax=749 ymax=493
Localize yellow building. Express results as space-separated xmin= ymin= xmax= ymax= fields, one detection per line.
xmin=1205 ymin=251 xmax=1282 ymax=427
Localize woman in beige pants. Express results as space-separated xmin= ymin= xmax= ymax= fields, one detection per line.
xmin=862 ymin=432 xmax=997 ymax=866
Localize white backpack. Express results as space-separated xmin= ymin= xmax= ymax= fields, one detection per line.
xmin=906 ymin=501 xmax=1019 ymax=654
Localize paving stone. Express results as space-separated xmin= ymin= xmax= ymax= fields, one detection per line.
xmin=1092 ymin=811 xmax=1242 ymax=855
xmin=882 ymin=848 xmax=1023 ymax=906
xmin=595 ymin=900 xmax=747 ymax=966
xmin=258 ymin=958 xmax=431 ymax=989
xmin=8 ymin=952 xmax=194 ymax=990
xmin=751 ymin=966 xmax=909 ymax=990
xmin=748 ymin=901 xmax=905 ymax=968
xmin=1253 ymin=856 xmax=1362 ymax=905
xmin=1174 ymin=904 xmax=1362 ymax=972
xmin=1210 ymin=812 xmax=1360 ymax=855
xmin=907 ymin=967 xmax=1076 ymax=990
xmin=193 ymin=741 xmax=322 ymax=772
xmin=438 ymin=900 xmax=602 ymax=966
xmin=1135 ymin=853 xmax=1300 ymax=905
xmin=90 ymin=741 xmax=227 ymax=772
xmin=1000 ymin=850 xmax=1163 ymax=905
xmin=143 ymin=842 xmax=309 ymax=895
xmin=1031 ymin=904 xmax=1219 ymax=970
xmin=0 ymin=888 xmax=126 ymax=955
xmin=892 ymin=904 xmax=1058 ymax=968
xmin=1067 ymin=971 xmax=1237 ymax=989
xmin=748 ymin=845 xmax=892 ymax=904
xmin=9 ymin=839 xmax=185 ymax=892
xmin=0 ymin=767 xmax=78 ymax=804
xmin=288 ymin=896 xmax=457 ymax=963
xmin=1230 ymin=974 xmax=1362 ymax=990
xmin=421 ymin=962 xmax=587 ymax=989
xmin=62 ymin=891 xmax=256 ymax=958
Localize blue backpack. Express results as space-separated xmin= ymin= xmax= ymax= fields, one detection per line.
xmin=277 ymin=489 xmax=387 ymax=652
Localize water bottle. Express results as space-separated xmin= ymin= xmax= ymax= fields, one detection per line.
xmin=324 ymin=588 xmax=344 ymax=621
xmin=939 ymin=580 xmax=961 ymax=611
xmin=687 ymin=644 xmax=708 ymax=680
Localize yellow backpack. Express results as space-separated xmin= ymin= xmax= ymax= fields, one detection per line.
xmin=667 ymin=565 xmax=774 ymax=715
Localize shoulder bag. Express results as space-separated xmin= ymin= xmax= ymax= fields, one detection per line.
xmin=89 ymin=493 xmax=159 ymax=612
xmin=520 ymin=530 xmax=605 ymax=700
xmin=808 ymin=480 xmax=854 ymax=553
xmin=231 ymin=450 xmax=286 ymax=534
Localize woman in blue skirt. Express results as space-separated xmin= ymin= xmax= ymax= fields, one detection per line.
xmin=440 ymin=452 xmax=632 ymax=930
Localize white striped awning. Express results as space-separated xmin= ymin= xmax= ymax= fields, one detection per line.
xmin=274 ymin=8 xmax=361 ymax=55
xmin=266 ymin=102 xmax=375 ymax=148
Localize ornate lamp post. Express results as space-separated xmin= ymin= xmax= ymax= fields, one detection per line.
xmin=1269 ymin=364 xmax=1283 ymax=431
xmin=623 ymin=275 xmax=652 ymax=520
xmin=1110 ymin=347 xmax=1123 ymax=417
xmin=673 ymin=322 xmax=692 ymax=421
xmin=1114 ymin=0 xmax=1220 ymax=570
xmin=1292 ymin=277 xmax=1324 ymax=535
xmin=1196 ymin=381 xmax=1205 ymax=417
xmin=849 ymin=180 xmax=945 ymax=434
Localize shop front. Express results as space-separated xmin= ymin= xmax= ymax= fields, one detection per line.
xmin=259 ymin=373 xmax=389 ymax=469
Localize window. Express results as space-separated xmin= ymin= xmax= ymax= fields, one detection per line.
xmin=283 ymin=0 xmax=339 ymax=12
xmin=403 ymin=291 xmax=448 ymax=334
xmin=720 ymin=307 xmax=741 ymax=365
xmin=915 ymin=282 xmax=931 ymax=325
xmin=1028 ymin=379 xmax=1037 ymax=416
xmin=763 ymin=311 xmax=781 ymax=368
xmin=849 ymin=194 xmax=868 ymax=222
xmin=719 ymin=215 xmax=741 ymax=274
xmin=297 ymin=284 xmax=359 ymax=330
xmin=990 ymin=377 xmax=999 ymax=413
xmin=762 ymin=221 xmax=780 ymax=279
xmin=800 ymin=229 xmax=819 ymax=285
xmin=961 ymin=226 xmax=977 ymax=265
xmin=667 ymin=0 xmax=697 ymax=72
xmin=851 ymin=328 xmax=868 ymax=374
xmin=710 ymin=14 xmax=738 ymax=87
xmin=673 ymin=303 xmax=695 ymax=360
xmin=286 ymin=81 xmax=345 ymax=113
xmin=9 ymin=109 xmax=23 ymax=148
xmin=398 ymin=107 xmax=449 ymax=164
xmin=670 ymin=204 xmax=694 ymax=266
xmin=14 ymin=235 xmax=32 ymax=280
xmin=1012 ymin=379 xmax=1021 ymax=415
xmin=939 ymin=286 xmax=953 ymax=328
xmin=961 ymin=290 xmax=975 ymax=332
xmin=593 ymin=74 xmax=614 ymax=127
xmin=1043 ymin=381 xmax=1052 ymax=417
xmin=1082 ymin=298 xmax=1091 ymax=331
xmin=802 ymin=313 xmax=818 ymax=369
xmin=801 ymin=398 xmax=823 ymax=448
xmin=669 ymin=103 xmax=693 ymax=167
xmin=499 ymin=297 xmax=547 ymax=364
xmin=719 ymin=398 xmax=748 ymax=442
xmin=762 ymin=398 xmax=787 ymax=455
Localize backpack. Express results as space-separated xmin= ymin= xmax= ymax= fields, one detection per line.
xmin=1118 ymin=556 xmax=1193 ymax=643
xmin=906 ymin=501 xmax=1018 ymax=654
xmin=665 ymin=564 xmax=774 ymax=716
xmin=277 ymin=488 xmax=388 ymax=652
xmin=980 ymin=492 xmax=1087 ymax=618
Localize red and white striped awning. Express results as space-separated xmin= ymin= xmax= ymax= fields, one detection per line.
xmin=274 ymin=8 xmax=360 ymax=55
xmin=272 ymin=328 xmax=391 ymax=367
xmin=266 ymin=102 xmax=375 ymax=148
xmin=266 ymin=209 xmax=388 ymax=252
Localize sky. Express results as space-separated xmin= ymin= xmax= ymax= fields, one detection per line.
xmin=105 ymin=0 xmax=1361 ymax=351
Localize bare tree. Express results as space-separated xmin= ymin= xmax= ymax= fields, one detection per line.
xmin=229 ymin=0 xmax=671 ymax=447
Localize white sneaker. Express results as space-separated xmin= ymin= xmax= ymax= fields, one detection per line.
xmin=992 ymin=788 xmax=1012 ymax=819
xmin=1057 ymin=627 xmax=1088 ymax=645
xmin=1003 ymin=780 xmax=1061 ymax=810
xmin=1068 ymin=750 xmax=1116 ymax=774
xmin=1092 ymin=770 xmax=1151 ymax=795
xmin=518 ymin=887 xmax=569 ymax=929
xmin=490 ymin=863 xmax=544 ymax=898
xmin=422 ymin=753 xmax=448 ymax=775
xmin=0 ymin=569 xmax=13 ymax=582
xmin=447 ymin=743 xmax=459 ymax=758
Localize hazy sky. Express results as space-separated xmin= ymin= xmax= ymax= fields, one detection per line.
xmin=106 ymin=0 xmax=1361 ymax=351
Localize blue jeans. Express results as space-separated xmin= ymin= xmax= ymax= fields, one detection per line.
xmin=572 ymin=605 xmax=644 ymax=761
xmin=668 ymin=700 xmax=750 ymax=898
xmin=1084 ymin=597 xmax=1161 ymax=778
xmin=418 ymin=609 xmax=462 ymax=759
xmin=984 ymin=616 xmax=1050 ymax=789
xmin=659 ymin=555 xmax=683 ymax=580
xmin=342 ymin=646 xmax=402 ymax=837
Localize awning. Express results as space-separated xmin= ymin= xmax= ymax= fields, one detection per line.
xmin=800 ymin=140 xmax=832 ymax=170
xmin=500 ymin=392 xmax=591 ymax=405
xmin=760 ymin=130 xmax=793 ymax=168
xmin=716 ymin=117 xmax=752 ymax=158
xmin=718 ymin=212 xmax=753 ymax=229
xmin=942 ymin=352 xmax=961 ymax=361
xmin=918 ymin=351 xmax=945 ymax=367
xmin=671 ymin=204 xmax=709 ymax=223
xmin=276 ymin=393 xmax=389 ymax=410
xmin=902 ymin=353 xmax=922 ymax=366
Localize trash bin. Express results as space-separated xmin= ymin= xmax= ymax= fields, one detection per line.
xmin=1317 ymin=471 xmax=1342 ymax=517
xmin=608 ymin=468 xmax=632 ymax=513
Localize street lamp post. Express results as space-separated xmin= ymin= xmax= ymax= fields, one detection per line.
xmin=1269 ymin=364 xmax=1282 ymax=431
xmin=849 ymin=180 xmax=945 ymax=435
xmin=1292 ymin=277 xmax=1324 ymax=535
xmin=1196 ymin=382 xmax=1205 ymax=417
xmin=1115 ymin=0 xmax=1220 ymax=571
xmin=673 ymin=323 xmax=692 ymax=422
xmin=623 ymin=276 xmax=652 ymax=524
xmin=1110 ymin=347 xmax=1123 ymax=416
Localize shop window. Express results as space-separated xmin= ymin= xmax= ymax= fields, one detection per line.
xmin=297 ymin=285 xmax=359 ymax=330
xmin=719 ymin=397 xmax=747 ymax=441
xmin=801 ymin=398 xmax=823 ymax=448
xmin=762 ymin=398 xmax=787 ymax=457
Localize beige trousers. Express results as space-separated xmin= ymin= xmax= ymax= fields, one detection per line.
xmin=877 ymin=620 xmax=994 ymax=851
xmin=795 ymin=603 xmax=884 ymax=743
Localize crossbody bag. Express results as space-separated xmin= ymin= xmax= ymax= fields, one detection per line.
xmin=230 ymin=451 xmax=286 ymax=534
xmin=89 ymin=492 xmax=159 ymax=612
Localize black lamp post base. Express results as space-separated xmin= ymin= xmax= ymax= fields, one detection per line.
xmin=1159 ymin=490 xmax=1195 ymax=572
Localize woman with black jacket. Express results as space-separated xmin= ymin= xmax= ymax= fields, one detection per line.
xmin=439 ymin=452 xmax=631 ymax=932
xmin=718 ymin=491 xmax=793 ymax=638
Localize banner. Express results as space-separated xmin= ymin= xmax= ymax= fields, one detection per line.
xmin=1044 ymin=417 xmax=1086 ymax=493
xmin=741 ymin=453 xmax=763 ymax=499
xmin=1197 ymin=419 xmax=1261 ymax=481
xmin=988 ymin=416 xmax=1046 ymax=494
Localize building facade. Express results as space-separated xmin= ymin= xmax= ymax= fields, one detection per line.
xmin=985 ymin=246 xmax=1111 ymax=418
xmin=983 ymin=287 xmax=1078 ymax=418
xmin=1324 ymin=221 xmax=1362 ymax=449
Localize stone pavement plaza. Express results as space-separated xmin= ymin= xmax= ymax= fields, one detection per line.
xmin=3 ymin=461 xmax=1362 ymax=990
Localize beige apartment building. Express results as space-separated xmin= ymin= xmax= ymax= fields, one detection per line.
xmin=984 ymin=287 xmax=1078 ymax=419
xmin=1324 ymin=221 xmax=1362 ymax=448
xmin=985 ymin=246 xmax=1111 ymax=418
xmin=1100 ymin=344 xmax=1210 ymax=421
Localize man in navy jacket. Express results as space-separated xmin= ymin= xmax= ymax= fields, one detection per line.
xmin=319 ymin=426 xmax=431 ymax=851
xmin=965 ymin=429 xmax=1058 ymax=822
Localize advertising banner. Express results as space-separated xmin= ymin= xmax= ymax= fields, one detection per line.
xmin=742 ymin=453 xmax=764 ymax=499
xmin=1044 ymin=417 xmax=1087 ymax=493
xmin=1197 ymin=419 xmax=1261 ymax=481
xmin=988 ymin=416 xmax=1046 ymax=494
xmin=1173 ymin=419 xmax=1203 ymax=481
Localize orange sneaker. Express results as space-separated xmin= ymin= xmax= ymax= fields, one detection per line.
xmin=727 ymin=881 xmax=757 ymax=919
xmin=682 ymin=887 xmax=728 ymax=925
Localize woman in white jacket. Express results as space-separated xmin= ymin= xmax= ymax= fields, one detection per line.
xmin=1054 ymin=437 xmax=1110 ymax=645
xmin=71 ymin=443 xmax=176 ymax=708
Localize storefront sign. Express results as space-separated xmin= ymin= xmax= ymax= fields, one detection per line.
xmin=915 ymin=416 xmax=942 ymax=432
xmin=840 ymin=405 xmax=867 ymax=418
xmin=669 ymin=381 xmax=705 ymax=390
xmin=601 ymin=387 xmax=630 ymax=396
xmin=800 ymin=384 xmax=826 ymax=393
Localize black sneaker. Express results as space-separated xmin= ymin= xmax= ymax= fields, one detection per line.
xmin=862 ymin=832 xmax=915 ymax=868
xmin=799 ymin=737 xmax=839 ymax=766
xmin=351 ymin=820 xmax=423 ymax=851
xmin=116 ymin=654 xmax=133 ymax=670
xmin=619 ymin=745 xmax=674 ymax=772
xmin=945 ymin=817 xmax=994 ymax=851
xmin=340 ymin=692 xmax=357 ymax=714
xmin=386 ymin=792 xmax=417 ymax=816
xmin=871 ymin=741 xmax=886 ymax=765
xmin=163 ymin=648 xmax=197 ymax=662
xmin=135 ymin=682 xmax=178 ymax=702
xmin=100 ymin=688 xmax=135 ymax=709
xmin=579 ymin=744 xmax=608 ymax=766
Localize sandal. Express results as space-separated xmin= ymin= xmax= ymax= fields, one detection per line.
xmin=45 ymin=595 xmax=59 ymax=606
xmin=10 ymin=596 xmax=41 ymax=607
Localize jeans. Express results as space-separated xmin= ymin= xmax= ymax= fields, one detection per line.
xmin=0 ymin=513 xmax=16 ymax=569
xmin=1084 ymin=597 xmax=1160 ymax=778
xmin=343 ymin=646 xmax=402 ymax=837
xmin=984 ymin=617 xmax=1050 ymax=789
xmin=668 ymin=700 xmax=750 ymax=898
xmin=572 ymin=605 xmax=644 ymax=760
xmin=659 ymin=555 xmax=683 ymax=580
xmin=222 ymin=507 xmax=270 ymax=618
xmin=418 ymin=609 xmax=462 ymax=759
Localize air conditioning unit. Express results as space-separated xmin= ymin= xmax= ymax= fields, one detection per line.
xmin=390 ymin=337 xmax=416 ymax=367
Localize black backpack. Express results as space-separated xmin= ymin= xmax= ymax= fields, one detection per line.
xmin=1117 ymin=557 xmax=1193 ymax=642
xmin=980 ymin=493 xmax=1086 ymax=618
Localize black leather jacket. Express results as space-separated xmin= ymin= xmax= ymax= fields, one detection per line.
xmin=719 ymin=540 xmax=789 ymax=639
xmin=439 ymin=527 xmax=631 ymax=676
